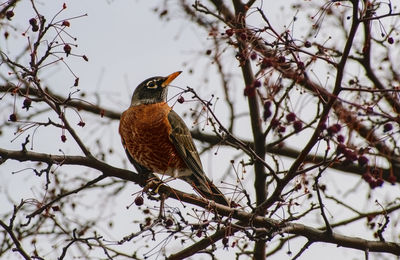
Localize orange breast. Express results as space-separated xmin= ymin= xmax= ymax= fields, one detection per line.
xmin=119 ymin=102 xmax=186 ymax=174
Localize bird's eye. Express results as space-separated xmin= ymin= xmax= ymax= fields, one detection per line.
xmin=146 ymin=81 xmax=157 ymax=89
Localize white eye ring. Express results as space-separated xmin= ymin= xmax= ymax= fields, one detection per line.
xmin=146 ymin=80 xmax=157 ymax=89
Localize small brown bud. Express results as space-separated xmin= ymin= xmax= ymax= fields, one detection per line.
xmin=9 ymin=113 xmax=17 ymax=122
xmin=74 ymin=78 xmax=79 ymax=87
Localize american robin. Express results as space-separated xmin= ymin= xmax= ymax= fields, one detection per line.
xmin=119 ymin=71 xmax=229 ymax=206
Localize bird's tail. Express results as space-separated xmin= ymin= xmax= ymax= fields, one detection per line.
xmin=182 ymin=174 xmax=230 ymax=206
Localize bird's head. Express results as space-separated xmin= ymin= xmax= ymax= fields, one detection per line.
xmin=130 ymin=71 xmax=182 ymax=106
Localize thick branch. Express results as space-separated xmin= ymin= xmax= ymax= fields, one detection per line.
xmin=1 ymin=148 xmax=399 ymax=256
xmin=0 ymin=220 xmax=32 ymax=260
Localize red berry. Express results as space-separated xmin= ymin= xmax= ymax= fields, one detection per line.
xmin=134 ymin=196 xmax=144 ymax=206
xmin=51 ymin=205 xmax=60 ymax=211
xmin=383 ymin=123 xmax=393 ymax=132
xmin=358 ymin=156 xmax=368 ymax=166
xmin=9 ymin=113 xmax=17 ymax=122
xmin=388 ymin=37 xmax=394 ymax=44
xmin=6 ymin=10 xmax=14 ymax=20
xmin=278 ymin=126 xmax=286 ymax=133
xmin=375 ymin=178 xmax=384 ymax=187
xmin=31 ymin=24 xmax=39 ymax=32
xmin=29 ymin=18 xmax=37 ymax=26
xmin=77 ymin=121 xmax=85 ymax=127
xmin=297 ymin=61 xmax=304 ymax=70
xmin=243 ymin=85 xmax=255 ymax=97
xmin=271 ymin=119 xmax=279 ymax=129
xmin=165 ymin=218 xmax=173 ymax=228
xmin=61 ymin=134 xmax=67 ymax=142
xmin=62 ymin=20 xmax=70 ymax=27
xmin=293 ymin=120 xmax=302 ymax=133
xmin=362 ymin=172 xmax=372 ymax=182
xmin=206 ymin=49 xmax=212 ymax=55
xmin=371 ymin=168 xmax=379 ymax=178
xmin=304 ymin=41 xmax=312 ymax=48
xmin=250 ymin=52 xmax=257 ymax=60
xmin=196 ymin=230 xmax=202 ymax=238
xmin=177 ymin=96 xmax=185 ymax=104
xmin=344 ymin=150 xmax=357 ymax=161
xmin=286 ymin=112 xmax=296 ymax=122
xmin=336 ymin=143 xmax=346 ymax=155
xmin=336 ymin=134 xmax=345 ymax=143
xmin=145 ymin=217 xmax=151 ymax=226
xmin=327 ymin=124 xmax=341 ymax=135
xmin=263 ymin=109 xmax=272 ymax=121
xmin=222 ymin=237 xmax=229 ymax=247
xmin=225 ymin=29 xmax=233 ymax=37
xmin=333 ymin=123 xmax=342 ymax=131
xmin=264 ymin=101 xmax=271 ymax=109
xmin=22 ymin=98 xmax=32 ymax=110
xmin=253 ymin=80 xmax=261 ymax=88
xmin=63 ymin=44 xmax=71 ymax=55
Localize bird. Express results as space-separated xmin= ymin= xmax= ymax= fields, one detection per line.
xmin=119 ymin=71 xmax=229 ymax=206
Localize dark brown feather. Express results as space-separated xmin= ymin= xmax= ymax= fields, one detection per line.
xmin=167 ymin=110 xmax=229 ymax=206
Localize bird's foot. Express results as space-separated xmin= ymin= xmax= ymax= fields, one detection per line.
xmin=143 ymin=177 xmax=164 ymax=194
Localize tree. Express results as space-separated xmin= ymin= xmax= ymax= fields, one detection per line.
xmin=1 ymin=0 xmax=400 ymax=259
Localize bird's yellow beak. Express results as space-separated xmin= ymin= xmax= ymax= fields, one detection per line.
xmin=161 ymin=71 xmax=182 ymax=87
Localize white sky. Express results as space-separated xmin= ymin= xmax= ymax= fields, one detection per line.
xmin=1 ymin=1 xmax=398 ymax=259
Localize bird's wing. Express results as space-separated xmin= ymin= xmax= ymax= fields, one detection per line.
xmin=168 ymin=110 xmax=229 ymax=206
xmin=167 ymin=110 xmax=206 ymax=181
